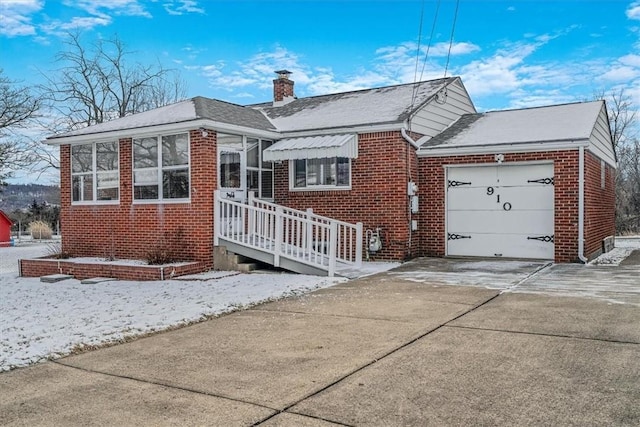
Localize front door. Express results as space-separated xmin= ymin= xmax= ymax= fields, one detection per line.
xmin=218 ymin=148 xmax=246 ymax=202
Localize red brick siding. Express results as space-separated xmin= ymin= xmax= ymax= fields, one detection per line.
xmin=584 ymin=150 xmax=616 ymax=259
xmin=59 ymin=129 xmax=217 ymax=266
xmin=274 ymin=131 xmax=420 ymax=260
xmin=417 ymin=150 xmax=580 ymax=263
xmin=20 ymin=258 xmax=209 ymax=281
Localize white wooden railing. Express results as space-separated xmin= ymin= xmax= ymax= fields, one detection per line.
xmin=214 ymin=190 xmax=362 ymax=277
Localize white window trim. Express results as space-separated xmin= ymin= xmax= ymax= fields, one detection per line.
xmin=246 ymin=138 xmax=275 ymax=200
xmin=71 ymin=142 xmax=120 ymax=205
xmin=288 ymin=157 xmax=352 ymax=192
xmin=132 ymin=132 xmax=191 ymax=204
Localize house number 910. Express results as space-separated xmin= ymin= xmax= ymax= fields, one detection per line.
xmin=487 ymin=187 xmax=511 ymax=210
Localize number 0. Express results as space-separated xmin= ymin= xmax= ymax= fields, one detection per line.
xmin=503 ymin=202 xmax=512 ymax=211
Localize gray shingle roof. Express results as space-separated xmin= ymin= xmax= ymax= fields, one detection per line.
xmin=420 ymin=101 xmax=604 ymax=149
xmin=254 ymin=77 xmax=455 ymax=132
xmin=47 ymin=77 xmax=455 ymax=141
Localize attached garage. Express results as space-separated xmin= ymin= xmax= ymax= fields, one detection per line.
xmin=446 ymin=163 xmax=554 ymax=260
xmin=418 ymin=100 xmax=616 ymax=263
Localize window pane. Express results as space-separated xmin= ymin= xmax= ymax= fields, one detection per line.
xmin=97 ymin=187 xmax=119 ymax=201
xmin=261 ymin=170 xmax=273 ymax=199
xmin=247 ymin=138 xmax=259 ymax=168
xmin=134 ymin=185 xmax=158 ymax=200
xmin=247 ymin=169 xmax=259 ymax=193
xmin=162 ymin=133 xmax=189 ymax=166
xmin=337 ymin=157 xmax=350 ymax=186
xmin=163 ymin=169 xmax=189 ymax=199
xmin=96 ymin=142 xmax=118 ymax=171
xmin=220 ymin=152 xmax=241 ymax=188
xmin=294 ymin=159 xmax=306 ymax=188
xmin=134 ymin=169 xmax=158 ymax=185
xmin=97 ymin=171 xmax=119 ymax=189
xmin=133 ymin=137 xmax=158 ymax=168
xmin=72 ymin=174 xmax=93 ymax=201
xmin=72 ymin=176 xmax=81 ymax=202
xmin=261 ymin=140 xmax=274 ymax=169
xmin=71 ymin=145 xmax=93 ymax=173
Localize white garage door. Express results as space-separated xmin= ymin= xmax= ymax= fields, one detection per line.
xmin=446 ymin=163 xmax=554 ymax=260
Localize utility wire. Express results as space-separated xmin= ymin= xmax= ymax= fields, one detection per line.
xmin=443 ymin=0 xmax=460 ymax=78
xmin=410 ymin=0 xmax=441 ymax=118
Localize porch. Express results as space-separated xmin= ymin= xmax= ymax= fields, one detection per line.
xmin=214 ymin=191 xmax=363 ymax=277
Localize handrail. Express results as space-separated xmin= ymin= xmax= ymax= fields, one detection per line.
xmin=214 ymin=191 xmax=363 ymax=276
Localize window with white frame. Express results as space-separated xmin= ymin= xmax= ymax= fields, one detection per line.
xmin=292 ymin=157 xmax=350 ymax=189
xmin=133 ymin=133 xmax=190 ymax=201
xmin=246 ymin=138 xmax=274 ymax=199
xmin=71 ymin=141 xmax=119 ymax=202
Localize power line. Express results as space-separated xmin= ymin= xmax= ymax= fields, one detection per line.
xmin=443 ymin=0 xmax=461 ymax=78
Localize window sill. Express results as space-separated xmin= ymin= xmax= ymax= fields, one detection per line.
xmin=132 ymin=199 xmax=191 ymax=205
xmin=71 ymin=200 xmax=120 ymax=206
xmin=289 ymin=186 xmax=351 ymax=192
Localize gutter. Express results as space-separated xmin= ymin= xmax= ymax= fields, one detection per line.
xmin=401 ymin=127 xmax=421 ymax=149
xmin=578 ymin=146 xmax=588 ymax=263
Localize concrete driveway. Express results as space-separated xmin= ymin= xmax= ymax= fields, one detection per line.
xmin=1 ymin=258 xmax=639 ymax=426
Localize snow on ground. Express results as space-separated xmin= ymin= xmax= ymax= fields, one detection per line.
xmin=589 ymin=236 xmax=640 ymax=265
xmin=0 ymin=242 xmax=398 ymax=372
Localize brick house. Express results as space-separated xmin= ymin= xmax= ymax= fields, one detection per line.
xmin=29 ymin=72 xmax=615 ymax=279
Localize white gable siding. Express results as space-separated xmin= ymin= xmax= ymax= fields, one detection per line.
xmin=408 ymin=78 xmax=476 ymax=139
xmin=588 ymin=103 xmax=616 ymax=167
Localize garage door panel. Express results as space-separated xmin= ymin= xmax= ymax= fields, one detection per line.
xmin=497 ymin=163 xmax=554 ymax=185
xmin=448 ymin=186 xmax=554 ymax=211
xmin=446 ymin=163 xmax=554 ymax=260
xmin=447 ymin=233 xmax=554 ymax=259
xmin=447 ymin=166 xmax=497 ymax=188
xmin=448 ymin=210 xmax=553 ymax=235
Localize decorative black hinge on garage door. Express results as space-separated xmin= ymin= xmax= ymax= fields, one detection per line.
xmin=448 ymin=180 xmax=472 ymax=188
xmin=448 ymin=233 xmax=472 ymax=240
xmin=527 ymin=177 xmax=554 ymax=185
xmin=527 ymin=235 xmax=554 ymax=243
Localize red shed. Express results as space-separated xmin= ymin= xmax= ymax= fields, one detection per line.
xmin=0 ymin=210 xmax=13 ymax=247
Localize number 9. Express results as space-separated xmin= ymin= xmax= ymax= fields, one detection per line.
xmin=486 ymin=187 xmax=494 ymax=195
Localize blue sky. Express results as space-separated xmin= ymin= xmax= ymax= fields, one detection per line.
xmin=0 ymin=0 xmax=639 ymax=184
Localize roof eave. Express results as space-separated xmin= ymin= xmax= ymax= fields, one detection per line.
xmin=417 ymin=138 xmax=591 ymax=157
xmin=46 ymin=119 xmax=280 ymax=145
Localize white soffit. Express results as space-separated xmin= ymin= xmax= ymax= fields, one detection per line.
xmin=263 ymin=134 xmax=358 ymax=161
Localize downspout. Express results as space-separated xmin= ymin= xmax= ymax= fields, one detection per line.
xmin=401 ymin=127 xmax=420 ymax=149
xmin=578 ymin=146 xmax=588 ymax=263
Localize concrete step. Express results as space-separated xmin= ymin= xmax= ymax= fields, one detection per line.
xmin=236 ymin=263 xmax=258 ymax=272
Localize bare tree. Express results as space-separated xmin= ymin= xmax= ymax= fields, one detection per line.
xmin=0 ymin=69 xmax=41 ymax=189
xmin=595 ymin=88 xmax=640 ymax=233
xmin=39 ymin=32 xmax=188 ymax=132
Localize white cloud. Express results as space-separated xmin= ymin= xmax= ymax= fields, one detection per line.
xmin=163 ymin=0 xmax=205 ymax=16
xmin=626 ymin=1 xmax=640 ymax=20
xmin=63 ymin=0 xmax=151 ymax=18
xmin=601 ymin=66 xmax=640 ymax=82
xmin=41 ymin=16 xmax=111 ymax=34
xmin=0 ymin=0 xmax=42 ymax=37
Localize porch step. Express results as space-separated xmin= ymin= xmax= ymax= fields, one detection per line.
xmin=40 ymin=274 xmax=74 ymax=283
xmin=237 ymin=262 xmax=258 ymax=272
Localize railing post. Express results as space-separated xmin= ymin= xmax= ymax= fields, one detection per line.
xmin=214 ymin=190 xmax=221 ymax=245
xmin=355 ymin=222 xmax=363 ymax=268
xmin=306 ymin=208 xmax=314 ymax=257
xmin=247 ymin=191 xmax=255 ymax=240
xmin=328 ymin=221 xmax=337 ymax=277
xmin=273 ymin=206 xmax=283 ymax=267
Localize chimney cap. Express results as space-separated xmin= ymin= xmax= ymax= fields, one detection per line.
xmin=275 ymin=70 xmax=292 ymax=79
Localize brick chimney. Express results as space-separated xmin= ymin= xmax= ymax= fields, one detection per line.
xmin=273 ymin=70 xmax=294 ymax=105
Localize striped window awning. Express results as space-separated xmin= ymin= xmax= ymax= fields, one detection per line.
xmin=263 ymin=134 xmax=358 ymax=161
